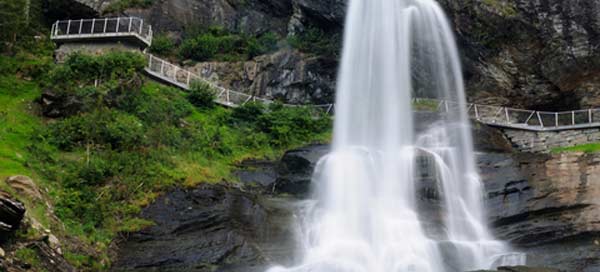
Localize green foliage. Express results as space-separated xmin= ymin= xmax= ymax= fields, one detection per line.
xmin=104 ymin=0 xmax=154 ymax=14
xmin=149 ymin=34 xmax=175 ymax=56
xmin=47 ymin=110 xmax=146 ymax=151
xmin=187 ymin=81 xmax=217 ymax=109
xmin=15 ymin=247 xmax=43 ymax=268
xmin=551 ymin=143 xmax=600 ymax=154
xmin=288 ymin=27 xmax=341 ymax=57
xmin=2 ymin=44 xmax=331 ymax=270
xmin=412 ymin=99 xmax=440 ymax=111
xmin=178 ymin=27 xmax=280 ymax=61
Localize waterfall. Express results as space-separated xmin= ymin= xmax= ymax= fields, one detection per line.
xmin=269 ymin=0 xmax=526 ymax=271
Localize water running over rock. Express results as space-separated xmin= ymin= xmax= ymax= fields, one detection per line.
xmin=269 ymin=0 xmax=525 ymax=271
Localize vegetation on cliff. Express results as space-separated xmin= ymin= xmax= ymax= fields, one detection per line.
xmin=0 ymin=31 xmax=330 ymax=271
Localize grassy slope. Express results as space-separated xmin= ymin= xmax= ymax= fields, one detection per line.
xmin=0 ymin=47 xmax=331 ymax=270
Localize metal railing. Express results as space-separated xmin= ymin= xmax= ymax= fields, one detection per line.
xmin=50 ymin=17 xmax=153 ymax=46
xmin=425 ymin=98 xmax=600 ymax=131
xmin=145 ymin=55 xmax=600 ymax=130
xmin=145 ymin=54 xmax=335 ymax=114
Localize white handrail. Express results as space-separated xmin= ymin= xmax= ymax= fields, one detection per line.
xmin=50 ymin=17 xmax=152 ymax=46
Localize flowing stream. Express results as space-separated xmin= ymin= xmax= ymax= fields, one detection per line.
xmin=270 ymin=0 xmax=525 ymax=271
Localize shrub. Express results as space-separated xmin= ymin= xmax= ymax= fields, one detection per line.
xmin=232 ymin=102 xmax=266 ymax=124
xmin=104 ymin=0 xmax=154 ymax=13
xmin=288 ymin=27 xmax=341 ymax=57
xmin=178 ymin=28 xmax=280 ymax=61
xmin=187 ymin=81 xmax=216 ymax=109
xmin=149 ymin=34 xmax=175 ymax=56
xmin=54 ymin=52 xmax=146 ymax=84
xmin=47 ymin=110 xmax=146 ymax=151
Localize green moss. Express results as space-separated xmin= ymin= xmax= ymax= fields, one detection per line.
xmin=551 ymin=143 xmax=600 ymax=154
xmin=481 ymin=0 xmax=518 ymax=17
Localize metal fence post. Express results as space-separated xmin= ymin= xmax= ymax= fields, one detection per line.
xmin=572 ymin=111 xmax=575 ymax=126
xmin=116 ymin=17 xmax=120 ymax=32
xmin=139 ymin=20 xmax=143 ymax=35
xmin=78 ymin=20 xmax=83 ymax=34
xmin=91 ymin=18 xmax=95 ymax=33
xmin=66 ymin=20 xmax=71 ymax=35
xmin=505 ymin=108 xmax=510 ymax=124
xmin=103 ymin=18 xmax=108 ymax=33
xmin=160 ymin=60 xmax=164 ymax=75
xmin=590 ymin=109 xmax=593 ymax=124
xmin=128 ymin=18 xmax=133 ymax=32
xmin=537 ymin=112 xmax=544 ymax=128
xmin=555 ymin=113 xmax=559 ymax=127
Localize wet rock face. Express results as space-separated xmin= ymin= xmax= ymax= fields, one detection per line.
xmin=112 ymin=184 xmax=300 ymax=272
xmin=479 ymin=152 xmax=600 ymax=271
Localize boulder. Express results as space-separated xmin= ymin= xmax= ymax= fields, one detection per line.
xmin=0 ymin=191 xmax=25 ymax=240
xmin=39 ymin=90 xmax=83 ymax=118
xmin=6 ymin=176 xmax=43 ymax=201
xmin=273 ymin=144 xmax=330 ymax=197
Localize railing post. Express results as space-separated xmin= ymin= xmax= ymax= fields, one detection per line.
xmin=139 ymin=20 xmax=143 ymax=35
xmin=148 ymin=54 xmax=153 ymax=69
xmin=555 ymin=113 xmax=559 ymax=127
xmin=103 ymin=18 xmax=108 ymax=33
xmin=128 ymin=18 xmax=133 ymax=32
xmin=66 ymin=19 xmax=71 ymax=35
xmin=572 ymin=111 xmax=575 ymax=126
xmin=116 ymin=17 xmax=120 ymax=32
xmin=505 ymin=108 xmax=510 ymax=124
xmin=50 ymin=23 xmax=55 ymax=37
xmin=160 ymin=60 xmax=164 ymax=75
xmin=78 ymin=20 xmax=83 ymax=34
xmin=227 ymin=90 xmax=230 ymax=103
xmin=537 ymin=112 xmax=544 ymax=128
xmin=54 ymin=20 xmax=59 ymax=36
xmin=589 ymin=109 xmax=593 ymax=124
xmin=91 ymin=18 xmax=95 ymax=33
xmin=186 ymin=72 xmax=191 ymax=86
xmin=474 ymin=104 xmax=480 ymax=120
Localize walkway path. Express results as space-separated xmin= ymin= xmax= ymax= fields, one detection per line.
xmin=51 ymin=17 xmax=600 ymax=132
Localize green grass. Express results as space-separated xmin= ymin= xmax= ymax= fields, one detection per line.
xmin=15 ymin=247 xmax=46 ymax=271
xmin=412 ymin=99 xmax=440 ymax=111
xmin=551 ymin=143 xmax=600 ymax=154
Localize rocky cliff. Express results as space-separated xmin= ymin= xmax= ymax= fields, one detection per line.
xmin=63 ymin=0 xmax=600 ymax=109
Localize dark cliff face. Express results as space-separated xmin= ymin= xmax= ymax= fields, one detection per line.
xmin=438 ymin=0 xmax=600 ymax=110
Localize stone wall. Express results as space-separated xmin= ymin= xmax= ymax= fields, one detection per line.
xmin=502 ymin=127 xmax=600 ymax=153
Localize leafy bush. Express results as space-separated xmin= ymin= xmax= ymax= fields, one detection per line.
xmin=49 ymin=52 xmax=146 ymax=87
xmin=104 ymin=0 xmax=154 ymax=13
xmin=178 ymin=27 xmax=280 ymax=61
xmin=187 ymin=81 xmax=216 ymax=109
xmin=288 ymin=27 xmax=341 ymax=57
xmin=47 ymin=110 xmax=146 ymax=151
xmin=149 ymin=34 xmax=175 ymax=56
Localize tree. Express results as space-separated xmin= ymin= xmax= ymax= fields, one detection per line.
xmin=0 ymin=0 xmax=29 ymax=52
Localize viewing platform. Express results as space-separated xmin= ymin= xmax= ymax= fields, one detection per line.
xmin=50 ymin=17 xmax=153 ymax=48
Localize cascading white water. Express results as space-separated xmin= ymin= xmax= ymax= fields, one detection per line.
xmin=270 ymin=0 xmax=526 ymax=271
